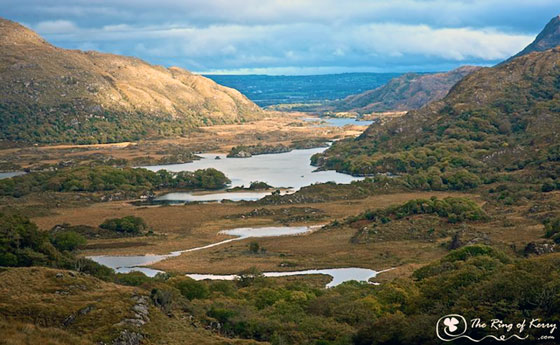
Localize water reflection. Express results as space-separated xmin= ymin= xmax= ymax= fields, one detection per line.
xmin=144 ymin=147 xmax=362 ymax=202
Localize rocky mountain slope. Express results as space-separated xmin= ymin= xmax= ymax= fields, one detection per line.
xmin=324 ymin=66 xmax=480 ymax=114
xmin=0 ymin=18 xmax=262 ymax=144
xmin=507 ymin=15 xmax=560 ymax=61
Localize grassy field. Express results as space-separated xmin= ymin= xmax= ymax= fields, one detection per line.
xmin=0 ymin=112 xmax=366 ymax=171
xmin=27 ymin=189 xmax=542 ymax=281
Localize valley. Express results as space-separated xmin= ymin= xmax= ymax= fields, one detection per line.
xmin=1 ymin=11 xmax=560 ymax=345
xmin=0 ymin=112 xmax=366 ymax=172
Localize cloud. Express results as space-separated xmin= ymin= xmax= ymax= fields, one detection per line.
xmin=2 ymin=0 xmax=557 ymax=74
xmin=348 ymin=24 xmax=532 ymax=61
xmin=34 ymin=20 xmax=77 ymax=34
xmin=32 ymin=21 xmax=533 ymax=70
xmin=9 ymin=0 xmax=558 ymax=32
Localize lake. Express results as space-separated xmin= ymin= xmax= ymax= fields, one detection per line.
xmin=144 ymin=147 xmax=362 ymax=202
xmin=302 ymin=117 xmax=373 ymax=127
xmin=0 ymin=171 xmax=26 ymax=180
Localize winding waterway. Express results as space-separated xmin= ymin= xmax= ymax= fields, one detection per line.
xmin=89 ymin=225 xmax=319 ymax=277
xmin=188 ymin=268 xmax=382 ymax=288
xmin=88 ymin=225 xmax=382 ymax=287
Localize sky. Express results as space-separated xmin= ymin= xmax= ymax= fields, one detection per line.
xmin=2 ymin=0 xmax=559 ymax=75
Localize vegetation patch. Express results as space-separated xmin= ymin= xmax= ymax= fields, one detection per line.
xmin=348 ymin=197 xmax=488 ymax=224
xmin=100 ymin=216 xmax=149 ymax=235
xmin=0 ymin=165 xmax=230 ymax=197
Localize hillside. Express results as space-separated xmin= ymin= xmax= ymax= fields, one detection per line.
xmin=0 ymin=18 xmax=262 ymax=144
xmin=0 ymin=267 xmax=261 ymax=345
xmin=312 ymin=46 xmax=560 ymax=189
xmin=323 ymin=66 xmax=480 ymax=114
xmin=507 ymin=15 xmax=560 ymax=61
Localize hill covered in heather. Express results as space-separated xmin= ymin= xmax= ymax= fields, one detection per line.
xmin=0 ymin=18 xmax=262 ymax=144
xmin=312 ymin=46 xmax=560 ymax=192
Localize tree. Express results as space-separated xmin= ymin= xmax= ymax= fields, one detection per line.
xmin=51 ymin=231 xmax=86 ymax=251
xmin=100 ymin=216 xmax=147 ymax=234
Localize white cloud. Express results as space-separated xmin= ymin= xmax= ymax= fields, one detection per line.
xmin=348 ymin=24 xmax=533 ymax=61
xmin=9 ymin=0 xmax=554 ymax=73
xmin=34 ymin=20 xmax=77 ymax=34
xmin=37 ymin=21 xmax=533 ymax=67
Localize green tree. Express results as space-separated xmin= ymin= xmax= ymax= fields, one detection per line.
xmin=51 ymin=231 xmax=86 ymax=251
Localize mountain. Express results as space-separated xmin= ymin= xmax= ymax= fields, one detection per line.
xmin=508 ymin=15 xmax=560 ymax=61
xmin=0 ymin=18 xmax=262 ymax=144
xmin=325 ymin=66 xmax=480 ymax=114
xmin=312 ymin=46 xmax=560 ymax=190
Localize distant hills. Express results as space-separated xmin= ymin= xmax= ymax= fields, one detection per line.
xmin=205 ymin=73 xmax=402 ymax=107
xmin=0 ymin=18 xmax=262 ymax=144
xmin=326 ymin=66 xmax=480 ymax=114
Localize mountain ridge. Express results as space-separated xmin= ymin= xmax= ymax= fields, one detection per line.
xmin=507 ymin=15 xmax=560 ymax=61
xmin=329 ymin=65 xmax=480 ymax=114
xmin=0 ymin=18 xmax=262 ymax=144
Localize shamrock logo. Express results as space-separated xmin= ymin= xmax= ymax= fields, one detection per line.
xmin=443 ymin=317 xmax=460 ymax=333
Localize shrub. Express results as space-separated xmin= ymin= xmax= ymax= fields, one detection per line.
xmin=356 ymin=197 xmax=487 ymax=225
xmin=544 ymin=217 xmax=560 ymax=243
xmin=50 ymin=231 xmax=86 ymax=251
xmin=0 ymin=166 xmax=230 ymax=197
xmin=248 ymin=241 xmax=260 ymax=254
xmin=441 ymin=245 xmax=510 ymax=264
xmin=100 ymin=216 xmax=147 ymax=234
xmin=173 ymin=277 xmax=209 ymax=300
xmin=74 ymin=258 xmax=115 ymax=281
xmin=0 ymin=213 xmax=64 ymax=267
xmin=116 ymin=271 xmax=152 ymax=286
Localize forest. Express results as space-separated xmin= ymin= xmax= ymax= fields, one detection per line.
xmin=0 ymin=166 xmax=230 ymax=197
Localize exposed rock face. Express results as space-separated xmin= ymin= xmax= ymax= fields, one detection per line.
xmin=0 ymin=18 xmax=262 ymax=143
xmin=112 ymin=329 xmax=144 ymax=345
xmin=329 ymin=66 xmax=480 ymax=113
xmin=508 ymin=15 xmax=560 ymax=61
xmin=524 ymin=240 xmax=557 ymax=256
xmin=116 ymin=294 xmax=151 ymax=328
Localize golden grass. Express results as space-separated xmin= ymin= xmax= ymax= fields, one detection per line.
xmin=0 ymin=320 xmax=92 ymax=345
xmin=32 ymin=191 xmax=471 ymax=256
xmin=0 ymin=267 xmax=137 ymax=343
xmin=26 ymin=187 xmax=551 ymax=283
xmin=0 ymin=267 xmax=259 ymax=345
xmin=0 ymin=113 xmax=365 ymax=169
